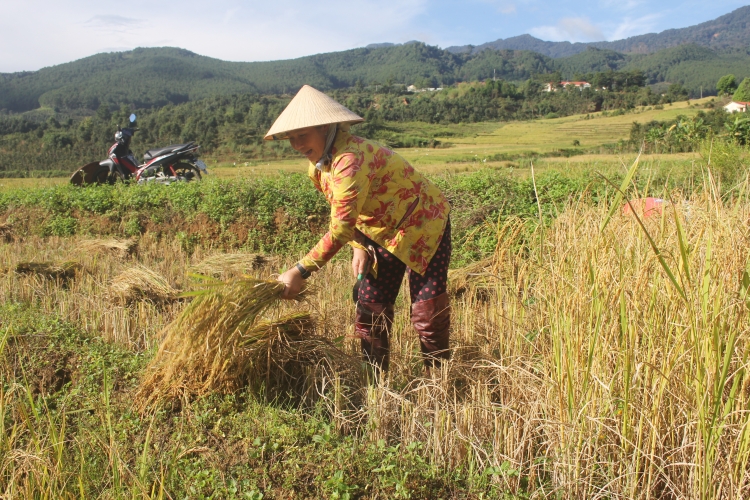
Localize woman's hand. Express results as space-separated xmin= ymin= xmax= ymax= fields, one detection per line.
xmin=278 ymin=266 xmax=305 ymax=300
xmin=352 ymin=247 xmax=368 ymax=279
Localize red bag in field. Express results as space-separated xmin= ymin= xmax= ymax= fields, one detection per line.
xmin=621 ymin=197 xmax=665 ymax=218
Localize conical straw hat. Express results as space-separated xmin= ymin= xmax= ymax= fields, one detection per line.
xmin=264 ymin=85 xmax=364 ymax=140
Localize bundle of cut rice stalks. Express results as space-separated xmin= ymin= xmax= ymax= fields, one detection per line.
xmin=8 ymin=261 xmax=82 ymax=280
xmin=242 ymin=312 xmax=361 ymax=403
xmin=135 ymin=276 xmax=342 ymax=410
xmin=79 ymin=238 xmax=137 ymax=258
xmin=448 ymin=257 xmax=496 ymax=299
xmin=109 ymin=264 xmax=179 ymax=303
xmin=190 ymin=252 xmax=274 ymax=278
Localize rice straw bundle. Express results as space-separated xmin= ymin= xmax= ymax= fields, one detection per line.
xmin=448 ymin=257 xmax=497 ymax=299
xmin=190 ymin=252 xmax=273 ymax=278
xmin=135 ymin=276 xmax=289 ymax=409
xmin=247 ymin=313 xmax=361 ymax=403
xmin=242 ymin=312 xmax=354 ymax=370
xmin=109 ymin=264 xmax=178 ymax=303
xmin=240 ymin=312 xmax=316 ymax=349
xmin=79 ymin=238 xmax=137 ymax=258
xmin=11 ymin=261 xmax=81 ymax=280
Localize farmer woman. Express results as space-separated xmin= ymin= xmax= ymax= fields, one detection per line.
xmin=268 ymin=85 xmax=451 ymax=374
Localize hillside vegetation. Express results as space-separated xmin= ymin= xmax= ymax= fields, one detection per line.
xmin=0 ymin=79 xmax=711 ymax=177
xmin=1 ymin=40 xmax=749 ymax=114
xmin=449 ymin=5 xmax=750 ymax=56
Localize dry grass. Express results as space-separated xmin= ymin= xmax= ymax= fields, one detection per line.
xmin=190 ymin=251 xmax=274 ymax=278
xmin=2 ymin=162 xmax=750 ymax=497
xmin=135 ymin=276 xmax=297 ymax=410
xmin=7 ymin=260 xmax=81 ymax=280
xmin=109 ymin=264 xmax=179 ymax=303
xmin=78 ymin=238 xmax=137 ymax=258
xmin=0 ymin=222 xmax=11 ymax=242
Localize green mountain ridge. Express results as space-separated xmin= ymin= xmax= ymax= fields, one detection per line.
xmin=448 ymin=5 xmax=750 ymax=57
xmin=2 ymin=7 xmax=750 ymax=114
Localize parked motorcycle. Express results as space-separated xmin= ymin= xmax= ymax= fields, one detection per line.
xmin=70 ymin=114 xmax=208 ymax=185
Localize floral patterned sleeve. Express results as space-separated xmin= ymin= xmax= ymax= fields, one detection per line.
xmin=300 ymin=153 xmax=369 ymax=271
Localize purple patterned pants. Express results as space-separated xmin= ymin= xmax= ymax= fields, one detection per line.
xmin=357 ymin=219 xmax=451 ymax=305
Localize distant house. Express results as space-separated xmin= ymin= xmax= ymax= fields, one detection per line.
xmin=544 ymin=81 xmax=591 ymax=92
xmin=407 ymin=85 xmax=443 ymax=93
xmin=724 ymin=101 xmax=750 ymax=113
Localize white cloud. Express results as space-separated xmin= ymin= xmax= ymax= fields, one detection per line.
xmin=0 ymin=0 xmax=430 ymax=71
xmin=610 ymin=13 xmax=662 ymax=40
xmin=599 ymin=0 xmax=647 ymax=10
xmin=530 ymin=17 xmax=605 ymax=42
xmin=84 ymin=15 xmax=144 ymax=29
xmin=474 ymin=0 xmax=519 ymax=14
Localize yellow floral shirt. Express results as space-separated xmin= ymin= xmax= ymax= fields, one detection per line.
xmin=299 ymin=130 xmax=450 ymax=275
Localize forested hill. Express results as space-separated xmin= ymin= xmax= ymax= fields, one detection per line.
xmin=0 ymin=44 xmax=470 ymax=113
xmin=448 ymin=5 xmax=750 ymax=57
xmin=2 ymin=8 xmax=750 ymax=114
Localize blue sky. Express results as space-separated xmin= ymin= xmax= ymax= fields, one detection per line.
xmin=1 ymin=0 xmax=747 ymax=72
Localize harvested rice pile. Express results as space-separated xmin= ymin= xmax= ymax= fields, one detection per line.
xmin=190 ymin=252 xmax=273 ymax=278
xmin=448 ymin=257 xmax=495 ymax=298
xmin=10 ymin=261 xmax=81 ymax=280
xmin=79 ymin=238 xmax=137 ymax=258
xmin=136 ymin=276 xmax=304 ymax=409
xmin=242 ymin=312 xmax=360 ymax=400
xmin=109 ymin=264 xmax=178 ymax=303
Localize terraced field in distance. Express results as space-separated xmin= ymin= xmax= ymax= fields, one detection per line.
xmin=0 ymin=97 xmax=712 ymax=189
xmin=211 ymin=97 xmax=711 ymax=179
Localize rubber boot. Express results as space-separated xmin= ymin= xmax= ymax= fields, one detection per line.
xmin=411 ymin=292 xmax=451 ymax=368
xmin=355 ymin=302 xmax=394 ymax=374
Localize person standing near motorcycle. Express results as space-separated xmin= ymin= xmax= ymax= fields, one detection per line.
xmin=269 ymin=85 xmax=452 ymax=376
xmin=110 ymin=125 xmax=139 ymax=176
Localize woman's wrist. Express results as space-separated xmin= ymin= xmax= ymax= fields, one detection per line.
xmin=295 ymin=262 xmax=311 ymax=279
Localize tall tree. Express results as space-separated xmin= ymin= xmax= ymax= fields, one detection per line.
xmin=733 ymin=77 xmax=750 ymax=102
xmin=717 ymin=74 xmax=737 ymax=95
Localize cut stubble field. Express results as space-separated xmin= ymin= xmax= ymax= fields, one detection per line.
xmin=3 ymin=174 xmax=750 ymax=497
xmin=3 ymin=97 xmax=748 ymax=498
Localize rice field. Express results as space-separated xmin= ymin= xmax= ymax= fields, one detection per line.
xmin=2 ymin=151 xmax=750 ymax=497
xmin=0 ymin=97 xmax=710 ymax=191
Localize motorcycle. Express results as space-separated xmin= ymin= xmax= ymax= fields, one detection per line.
xmin=70 ymin=113 xmax=209 ymax=185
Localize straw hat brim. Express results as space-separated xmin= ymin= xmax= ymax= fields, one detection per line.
xmin=264 ymin=85 xmax=364 ymax=140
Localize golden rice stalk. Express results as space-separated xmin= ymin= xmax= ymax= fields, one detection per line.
xmin=242 ymin=312 xmax=353 ymax=370
xmin=79 ymin=238 xmax=137 ymax=258
xmin=448 ymin=218 xmax=530 ymax=300
xmin=448 ymin=257 xmax=496 ymax=298
xmin=109 ymin=264 xmax=178 ymax=303
xmin=11 ymin=261 xmax=81 ymax=280
xmin=242 ymin=313 xmax=362 ymax=402
xmin=135 ymin=276 xmax=289 ymax=409
xmin=240 ymin=312 xmax=316 ymax=349
xmin=190 ymin=252 xmax=274 ymax=278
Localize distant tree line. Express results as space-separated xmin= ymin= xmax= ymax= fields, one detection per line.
xmin=628 ymin=107 xmax=749 ymax=153
xmin=2 ymin=43 xmax=750 ymax=116
xmin=0 ymin=71 xmax=715 ymax=176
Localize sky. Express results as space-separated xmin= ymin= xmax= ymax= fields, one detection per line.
xmin=0 ymin=0 xmax=748 ymax=73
